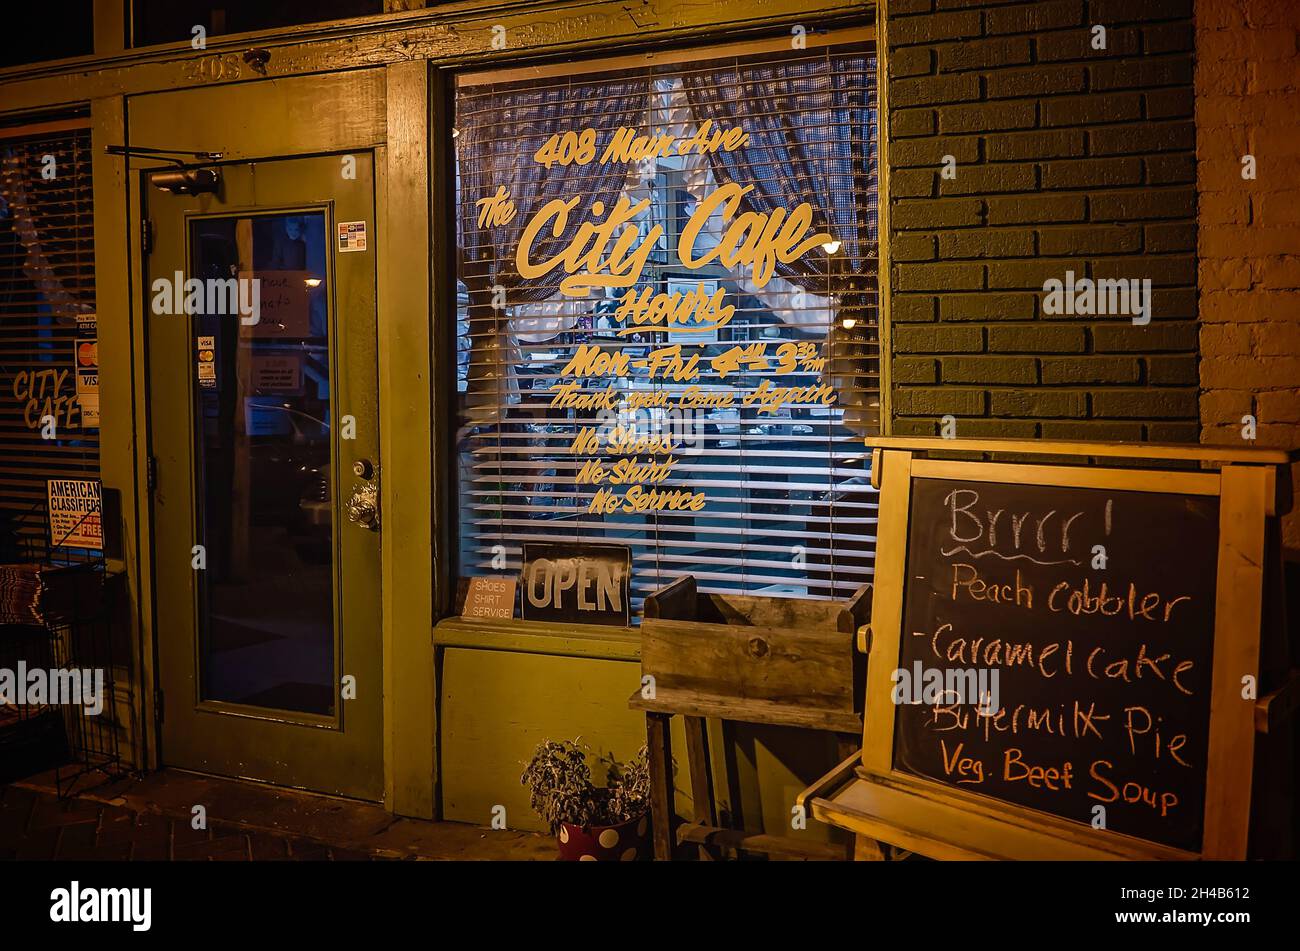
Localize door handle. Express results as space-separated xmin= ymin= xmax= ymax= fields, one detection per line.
xmin=346 ymin=462 xmax=379 ymax=530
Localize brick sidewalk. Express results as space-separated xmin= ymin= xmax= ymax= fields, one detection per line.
xmin=0 ymin=770 xmax=553 ymax=861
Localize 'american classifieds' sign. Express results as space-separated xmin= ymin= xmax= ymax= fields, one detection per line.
xmin=47 ymin=478 xmax=102 ymax=549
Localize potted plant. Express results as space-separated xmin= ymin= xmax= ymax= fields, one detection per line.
xmin=521 ymin=739 xmax=652 ymax=861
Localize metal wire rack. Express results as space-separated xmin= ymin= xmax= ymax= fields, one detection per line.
xmin=0 ymin=498 xmax=125 ymax=796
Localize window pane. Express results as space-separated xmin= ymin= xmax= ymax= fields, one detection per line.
xmin=453 ymin=43 xmax=880 ymax=614
xmin=2 ymin=5 xmax=93 ymax=67
xmin=132 ymin=0 xmax=383 ymax=47
xmin=0 ymin=126 xmax=99 ymax=560
xmin=189 ymin=211 xmax=336 ymax=715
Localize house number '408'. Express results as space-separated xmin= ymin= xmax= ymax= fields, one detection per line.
xmin=186 ymin=54 xmax=242 ymax=82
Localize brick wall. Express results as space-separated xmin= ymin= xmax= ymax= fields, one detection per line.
xmin=885 ymin=0 xmax=1199 ymax=442
xmin=1195 ymin=0 xmax=1300 ymax=547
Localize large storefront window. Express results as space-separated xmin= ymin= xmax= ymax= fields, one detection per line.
xmin=454 ymin=41 xmax=878 ymax=608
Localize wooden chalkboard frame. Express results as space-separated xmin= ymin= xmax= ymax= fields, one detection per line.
xmin=855 ymin=438 xmax=1289 ymax=861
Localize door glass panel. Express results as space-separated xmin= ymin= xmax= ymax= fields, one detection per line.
xmin=188 ymin=211 xmax=334 ymax=716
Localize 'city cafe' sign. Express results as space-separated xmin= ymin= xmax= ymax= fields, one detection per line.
xmin=472 ymin=118 xmax=841 ymax=519
xmin=475 ymin=119 xmax=835 ymax=337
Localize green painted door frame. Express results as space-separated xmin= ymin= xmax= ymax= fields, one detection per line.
xmin=117 ymin=68 xmax=436 ymax=814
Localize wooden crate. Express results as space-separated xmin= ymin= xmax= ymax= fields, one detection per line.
xmin=639 ymin=576 xmax=871 ymax=733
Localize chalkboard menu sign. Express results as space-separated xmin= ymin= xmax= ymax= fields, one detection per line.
xmin=893 ymin=477 xmax=1219 ymax=852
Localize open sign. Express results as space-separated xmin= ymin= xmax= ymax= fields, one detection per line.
xmin=521 ymin=542 xmax=632 ymax=627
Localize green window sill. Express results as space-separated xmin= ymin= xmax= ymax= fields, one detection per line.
xmin=432 ymin=616 xmax=641 ymax=662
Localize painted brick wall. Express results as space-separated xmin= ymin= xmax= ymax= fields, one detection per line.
xmin=885 ymin=0 xmax=1199 ymax=442
xmin=1195 ymin=0 xmax=1300 ymax=547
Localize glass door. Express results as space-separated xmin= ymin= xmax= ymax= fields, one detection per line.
xmin=146 ymin=155 xmax=382 ymax=799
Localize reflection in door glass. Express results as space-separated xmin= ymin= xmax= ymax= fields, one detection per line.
xmin=189 ymin=211 xmax=335 ymax=716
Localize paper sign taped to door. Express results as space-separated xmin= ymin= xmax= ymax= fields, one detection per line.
xmin=240 ymin=270 xmax=312 ymax=337
xmin=251 ymin=353 xmax=304 ymax=394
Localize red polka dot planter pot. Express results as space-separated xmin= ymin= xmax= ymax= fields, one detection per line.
xmin=555 ymin=813 xmax=651 ymax=861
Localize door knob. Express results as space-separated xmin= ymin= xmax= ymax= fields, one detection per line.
xmin=346 ymin=480 xmax=380 ymax=530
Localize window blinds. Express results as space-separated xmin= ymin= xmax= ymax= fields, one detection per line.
xmin=0 ymin=125 xmax=99 ymax=558
xmin=454 ymin=41 xmax=879 ymax=609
